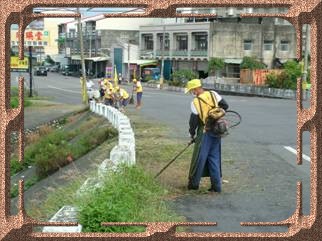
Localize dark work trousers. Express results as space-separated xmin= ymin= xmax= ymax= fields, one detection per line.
xmin=191 ymin=131 xmax=222 ymax=192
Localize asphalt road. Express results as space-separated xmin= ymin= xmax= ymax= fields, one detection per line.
xmin=11 ymin=72 xmax=311 ymax=233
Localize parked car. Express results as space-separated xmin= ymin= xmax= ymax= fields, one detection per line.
xmin=49 ymin=65 xmax=60 ymax=72
xmin=61 ymin=65 xmax=72 ymax=76
xmin=34 ymin=66 xmax=47 ymax=76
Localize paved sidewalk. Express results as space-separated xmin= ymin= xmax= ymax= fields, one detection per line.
xmin=24 ymin=101 xmax=86 ymax=130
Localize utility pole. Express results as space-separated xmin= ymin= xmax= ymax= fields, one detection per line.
xmin=302 ymin=24 xmax=310 ymax=100
xmin=76 ymin=7 xmax=88 ymax=104
xmin=302 ymin=24 xmax=310 ymax=82
xmin=160 ymin=23 xmax=165 ymax=89
xmin=28 ymin=46 xmax=33 ymax=97
xmin=128 ymin=41 xmax=130 ymax=82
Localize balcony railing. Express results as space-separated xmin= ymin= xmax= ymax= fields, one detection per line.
xmin=140 ymin=50 xmax=154 ymax=57
xmin=172 ymin=50 xmax=188 ymax=56
xmin=191 ymin=50 xmax=208 ymax=56
xmin=156 ymin=50 xmax=170 ymax=56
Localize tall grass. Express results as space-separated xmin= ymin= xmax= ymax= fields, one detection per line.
xmin=77 ymin=164 xmax=184 ymax=232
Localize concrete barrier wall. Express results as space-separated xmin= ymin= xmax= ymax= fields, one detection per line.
xmin=89 ymin=101 xmax=136 ymax=165
xmin=141 ymin=82 xmax=310 ymax=100
xmin=42 ymin=101 xmax=136 ymax=233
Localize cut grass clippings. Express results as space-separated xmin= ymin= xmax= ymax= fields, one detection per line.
xmin=126 ymin=110 xmax=194 ymax=195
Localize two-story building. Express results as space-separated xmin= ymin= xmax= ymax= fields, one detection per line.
xmin=139 ymin=7 xmax=302 ymax=82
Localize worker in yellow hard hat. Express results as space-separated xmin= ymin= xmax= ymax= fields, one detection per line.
xmin=133 ymin=78 xmax=143 ymax=109
xmin=114 ymin=86 xmax=130 ymax=112
xmin=103 ymin=78 xmax=113 ymax=91
xmin=185 ymin=79 xmax=229 ymax=193
xmin=104 ymin=86 xmax=115 ymax=106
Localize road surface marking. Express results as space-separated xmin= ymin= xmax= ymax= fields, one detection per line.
xmin=48 ymin=85 xmax=80 ymax=94
xmin=283 ymin=146 xmax=311 ymax=162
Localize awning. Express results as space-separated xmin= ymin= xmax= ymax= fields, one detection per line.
xmin=224 ymin=59 xmax=243 ymax=64
xmin=71 ymin=55 xmax=81 ymax=61
xmin=123 ymin=59 xmax=158 ymax=66
xmin=85 ymin=56 xmax=110 ymax=62
xmin=71 ymin=55 xmax=110 ymax=62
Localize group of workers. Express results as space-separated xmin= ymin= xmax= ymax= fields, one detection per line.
xmin=88 ymin=77 xmax=143 ymax=111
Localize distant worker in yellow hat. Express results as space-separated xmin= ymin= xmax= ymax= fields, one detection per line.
xmin=114 ymin=86 xmax=130 ymax=112
xmin=133 ymin=78 xmax=143 ymax=109
xmin=186 ymin=79 xmax=229 ymax=193
xmin=104 ymin=86 xmax=115 ymax=106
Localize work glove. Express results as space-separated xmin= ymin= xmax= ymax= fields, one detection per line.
xmin=188 ymin=137 xmax=195 ymax=145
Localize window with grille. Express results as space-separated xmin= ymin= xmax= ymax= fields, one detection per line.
xmin=195 ymin=35 xmax=208 ymax=50
xmin=144 ymin=35 xmax=153 ymax=50
xmin=280 ymin=40 xmax=289 ymax=51
xmin=177 ymin=35 xmax=188 ymax=50
xmin=244 ymin=40 xmax=252 ymax=51
xmin=159 ymin=35 xmax=169 ymax=50
xmin=264 ymin=40 xmax=273 ymax=51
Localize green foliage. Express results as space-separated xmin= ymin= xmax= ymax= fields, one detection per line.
xmin=10 ymin=158 xmax=24 ymax=175
xmin=35 ymin=127 xmax=117 ymax=178
xmin=171 ymin=69 xmax=198 ymax=86
xmin=11 ymin=176 xmax=39 ymax=198
xmin=240 ymin=56 xmax=266 ymax=70
xmin=266 ymin=60 xmax=302 ymax=90
xmin=283 ymin=60 xmax=302 ymax=82
xmin=10 ymin=87 xmax=33 ymax=108
xmin=10 ymin=97 xmax=32 ymax=108
xmin=208 ymin=57 xmax=225 ymax=75
xmin=78 ymin=165 xmax=182 ymax=232
xmin=45 ymin=55 xmax=55 ymax=65
xmin=266 ymin=71 xmax=297 ymax=90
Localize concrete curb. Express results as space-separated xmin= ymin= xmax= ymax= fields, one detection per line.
xmin=42 ymin=206 xmax=82 ymax=233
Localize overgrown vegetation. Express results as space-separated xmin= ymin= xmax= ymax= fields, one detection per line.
xmin=10 ymin=87 xmax=32 ymax=108
xmin=266 ymin=60 xmax=302 ymax=90
xmin=10 ymin=115 xmax=117 ymax=176
xmin=77 ymin=164 xmax=184 ymax=232
xmin=208 ymin=57 xmax=225 ymax=76
xmin=170 ymin=70 xmax=198 ymax=87
xmin=240 ymin=56 xmax=266 ymax=70
xmin=10 ymin=114 xmax=118 ymax=198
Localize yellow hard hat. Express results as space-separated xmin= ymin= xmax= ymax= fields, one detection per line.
xmin=185 ymin=79 xmax=202 ymax=93
xmin=133 ymin=79 xmax=137 ymax=83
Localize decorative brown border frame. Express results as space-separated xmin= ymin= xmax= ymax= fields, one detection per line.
xmin=1 ymin=0 xmax=322 ymax=240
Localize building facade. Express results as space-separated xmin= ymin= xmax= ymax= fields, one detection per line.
xmin=59 ymin=16 xmax=166 ymax=78
xmin=137 ymin=7 xmax=309 ymax=82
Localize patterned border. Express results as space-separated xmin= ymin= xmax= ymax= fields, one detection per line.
xmin=0 ymin=0 xmax=321 ymax=240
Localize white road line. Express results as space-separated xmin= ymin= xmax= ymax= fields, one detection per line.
xmin=283 ymin=146 xmax=311 ymax=162
xmin=48 ymin=85 xmax=80 ymax=94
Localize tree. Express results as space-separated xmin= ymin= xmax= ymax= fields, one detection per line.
xmin=240 ymin=56 xmax=266 ymax=70
xmin=171 ymin=69 xmax=198 ymax=86
xmin=45 ymin=55 xmax=55 ymax=65
xmin=208 ymin=57 xmax=225 ymax=76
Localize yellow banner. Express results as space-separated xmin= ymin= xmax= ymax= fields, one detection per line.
xmin=10 ymin=56 xmax=29 ymax=70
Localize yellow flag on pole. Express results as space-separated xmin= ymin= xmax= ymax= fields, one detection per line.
xmin=114 ymin=65 xmax=118 ymax=87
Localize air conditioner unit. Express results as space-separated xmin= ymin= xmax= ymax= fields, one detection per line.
xmin=227 ymin=8 xmax=235 ymax=16
xmin=246 ymin=8 xmax=253 ymax=14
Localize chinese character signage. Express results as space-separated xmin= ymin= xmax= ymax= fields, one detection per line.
xmin=10 ymin=56 xmax=29 ymax=72
xmin=11 ymin=30 xmax=50 ymax=47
